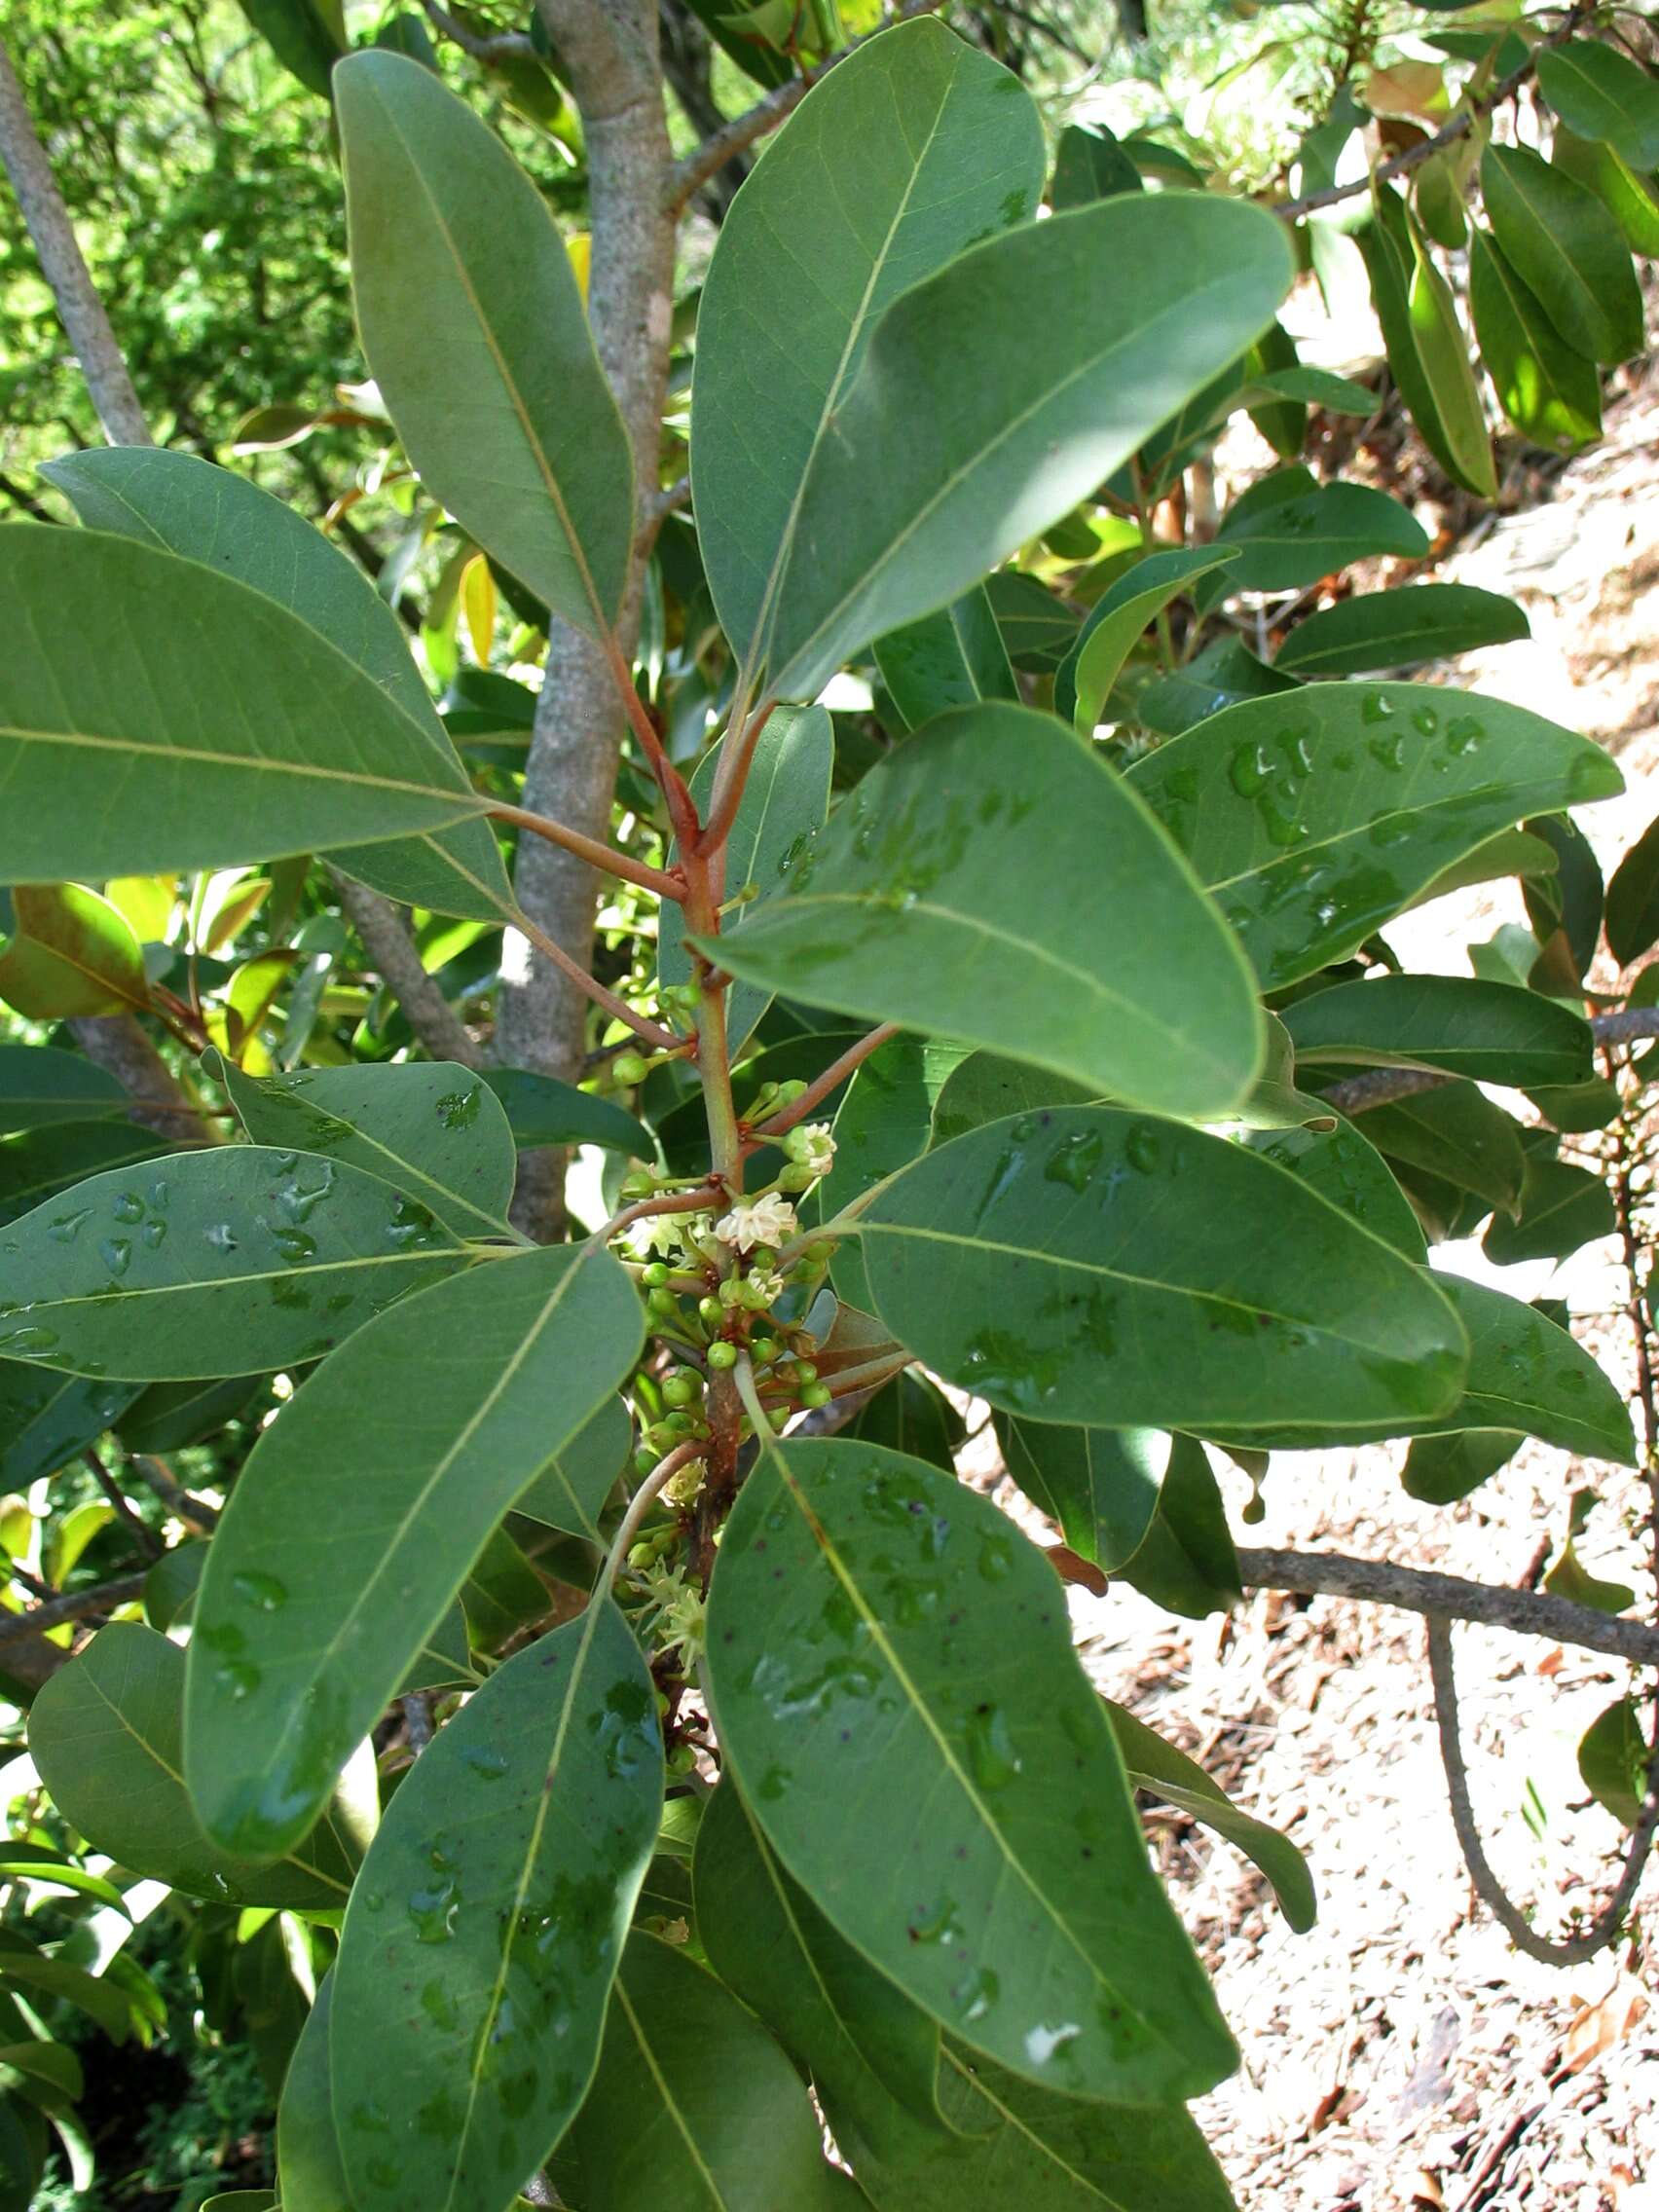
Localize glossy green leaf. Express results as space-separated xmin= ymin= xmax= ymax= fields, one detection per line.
xmin=819 ymin=1033 xmax=969 ymax=1309
xmin=559 ymin=1932 xmax=855 ymax=2210
xmin=0 ymin=1936 xmax=132 ymax=2046
xmin=480 ymin=1069 xmax=652 ymax=1157
xmin=337 ymin=53 xmax=633 ymax=640
xmin=873 ymin=589 xmax=1018 ymax=732
xmin=704 ymin=1435 xmax=1235 ymax=2103
xmin=1 ymin=1147 xmax=469 ymax=1379
xmin=997 ymin=1418 xmax=1161 ymax=1572
xmin=1102 ymin=1701 xmax=1314 ymax=1930
xmin=1401 ymin=1426 xmax=1522 ymax=1505
xmin=1577 ymin=1698 xmax=1650 ymax=1827
xmin=1361 ymin=1084 xmax=1526 ymax=1214
xmin=186 ymin=1242 xmax=641 ymax=1856
xmin=847 ymin=1371 xmax=965 ymax=1474
xmin=118 ymin=1375 xmax=263 ymax=1455
xmin=144 ymin=1540 xmax=206 ymax=1633
xmin=0 ymin=886 xmax=147 ymax=1019
xmin=0 ymin=1367 xmax=138 ymax=1486
xmin=1275 ymin=584 xmax=1529 ymax=677
xmin=0 ymin=1047 xmax=126 ymax=1135
xmin=1241 ymin=1120 xmax=1424 ymax=1259
xmin=660 ymin=706 xmax=833 ymax=1057
xmin=1206 ymin=469 xmax=1428 ymax=598
xmin=0 ymin=2097 xmax=34 ymax=2212
xmin=983 ymin=572 xmax=1081 ymax=672
xmin=1051 ymin=119 xmax=1143 ymax=207
xmin=330 ymin=1602 xmax=661 ymax=2212
xmin=1536 ymin=41 xmax=1659 ymax=171
xmin=1056 ymin=548 xmax=1238 ymax=732
xmin=28 ymin=1624 xmax=357 ymax=1910
xmin=213 ymin=1057 xmax=516 ymax=1238
xmin=513 ymin=1392 xmax=632 ymax=1535
xmin=1482 ymin=1155 xmax=1616 ymax=1264
xmin=1605 ymin=809 xmax=1659 ymax=965
xmin=1287 ymin=976 xmax=1593 ymax=1086
xmin=1117 ymin=1435 xmax=1241 ymax=1618
xmin=930 ymin=1051 xmax=1092 ymax=1149
xmin=1136 ymin=637 xmax=1302 ymax=738
xmin=0 ymin=1122 xmax=167 ymax=1230
xmin=237 ymin=0 xmax=345 ymax=98
xmin=691 ymin=17 xmax=1045 ymax=674
xmin=1128 ymin=679 xmax=1621 ymax=988
xmin=42 ymin=446 xmax=510 ymax=924
xmin=1358 ymin=185 xmax=1493 ymax=496
xmin=1545 ymin=1535 xmax=1635 ymax=1615
xmin=1405 ymin=209 xmax=1497 ymax=498
xmin=276 ymin=1978 xmax=349 ymax=2212
xmin=859 ymin=1105 xmax=1465 ymax=1430
xmin=764 ymin=194 xmax=1292 ymax=697
xmin=693 ymin=1777 xmax=953 ymax=2166
xmin=458 ymin=1524 xmax=548 ymax=1650
xmin=0 ymin=530 xmax=484 ymax=886
xmin=1551 ymin=126 xmax=1659 ymax=255
xmin=1468 ymin=225 xmax=1603 ymax=454
xmin=696 ymin=706 xmax=1264 ymax=1121
xmin=1481 ymin=143 xmax=1643 ymax=365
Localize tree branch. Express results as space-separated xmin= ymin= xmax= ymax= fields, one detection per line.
xmin=327 ymin=867 xmax=485 ymax=1068
xmin=1318 ymin=1008 xmax=1659 ymax=1119
xmin=0 ymin=1572 xmax=148 ymax=1652
xmin=419 ymin=1 xmax=536 ymax=61
xmin=0 ymin=35 xmax=152 ymax=446
xmin=1235 ymin=1544 xmax=1659 ymax=1668
xmin=67 ymin=1014 xmax=211 ymax=1143
xmin=1428 ymin=1616 xmax=1659 ymax=1965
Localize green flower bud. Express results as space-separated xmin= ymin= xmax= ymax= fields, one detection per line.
xmin=706 ymin=1340 xmax=738 ymax=1371
xmin=775 ymin=1079 xmax=809 ymax=1105
xmin=793 ymin=1359 xmax=818 ymax=1384
xmin=697 ymin=1295 xmax=724 ymax=1329
xmin=661 ymin=1372 xmax=699 ymax=1409
xmin=612 ymin=1051 xmax=651 ymax=1086
xmin=768 ymin=1407 xmax=792 ymax=1432
xmin=800 ymin=1382 xmax=832 ymax=1410
xmin=627 ymin=1542 xmax=654 ymax=1569
xmin=647 ymin=1285 xmax=681 ymax=1317
xmin=619 ymin=1169 xmax=655 ymax=1199
xmin=633 ymin=1447 xmax=659 ymax=1479
xmin=640 ymin=1261 xmax=671 ymax=1288
xmin=751 ymin=1336 xmax=780 ymax=1366
xmin=802 ymin=1240 xmax=836 ymax=1266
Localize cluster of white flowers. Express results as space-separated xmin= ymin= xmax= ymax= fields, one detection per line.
xmin=714 ymin=1190 xmax=796 ymax=1251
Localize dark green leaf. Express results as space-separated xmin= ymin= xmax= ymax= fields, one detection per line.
xmin=696 ymin=706 xmax=1264 ymax=1121
xmin=276 ymin=1976 xmax=349 ymax=2212
xmin=1051 ymin=120 xmax=1143 ymax=207
xmin=857 ymin=1106 xmax=1466 ymax=1431
xmin=1117 ymin=1436 xmax=1241 ymax=1619
xmin=1605 ymin=809 xmax=1659 ymax=966
xmin=929 ymin=1051 xmax=1092 ymax=1149
xmin=0 ymin=1048 xmax=126 ymax=1135
xmin=1128 ymin=679 xmax=1621 ymax=988
xmin=1361 ymin=1084 xmax=1526 ymax=1213
xmin=0 ymin=1148 xmax=469 ymax=1379
xmin=1287 ymin=976 xmax=1593 ymax=1086
xmin=1137 ymin=636 xmax=1303 ymax=737
xmin=330 ymin=1603 xmax=661 ymax=2212
xmin=873 ymin=589 xmax=1018 ymax=732
xmin=848 ymin=1371 xmax=965 ymax=1473
xmin=28 ymin=1623 xmax=357 ymax=1909
xmin=1551 ymin=126 xmax=1659 ymax=255
xmin=0 ymin=1366 xmax=137 ymax=1485
xmin=480 ymin=1069 xmax=652 ymax=1158
xmin=1404 ymin=207 xmax=1497 ymax=498
xmin=983 ymin=573 xmax=1081 ymax=672
xmin=1481 ymin=143 xmax=1643 ymax=364
xmin=997 ymin=1418 xmax=1161 ymax=1571
xmin=1577 ymin=1699 xmax=1650 ymax=1826
xmin=1545 ymin=1536 xmax=1635 ymax=1615
xmin=820 ymin=1033 xmax=969 ymax=1309
xmin=1241 ymin=1121 xmax=1425 ymax=1260
xmin=337 ymin=53 xmax=634 ymax=640
xmin=1401 ymin=1427 xmax=1522 ymax=1504
xmin=513 ymin=1393 xmax=632 ymax=1534
xmin=0 ymin=1937 xmax=132 ymax=2046
xmin=1536 ymin=41 xmax=1659 ymax=171
xmin=1358 ymin=185 xmax=1494 ymax=495
xmin=1275 ymin=585 xmax=1529 ymax=677
xmin=1055 ymin=548 xmax=1239 ymax=731
xmin=704 ymin=1435 xmax=1236 ymax=2102
xmin=1468 ymin=225 xmax=1603 ymax=454
xmin=117 ymin=1376 xmax=264 ymax=1455
xmin=236 ymin=0 xmax=345 ymax=98
xmin=1483 ymin=1155 xmax=1615 ymax=1264
xmin=187 ymin=1242 xmax=642 ymax=1856
xmin=1208 ymin=473 xmax=1428 ymax=597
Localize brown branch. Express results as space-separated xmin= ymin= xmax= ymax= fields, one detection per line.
xmin=83 ymin=1448 xmax=162 ymax=1560
xmin=1319 ymin=1008 xmax=1659 ymax=1118
xmin=131 ymin=1456 xmax=220 ymax=1533
xmin=419 ymin=1 xmax=536 ymax=60
xmin=1429 ymin=1616 xmax=1659 ymax=1965
xmin=507 ymin=900 xmax=681 ymax=1052
xmin=749 ymin=1022 xmax=902 ymax=1143
xmin=667 ymin=0 xmax=948 ymax=212
xmin=327 ymin=867 xmax=485 ymax=1068
xmin=1235 ymin=1544 xmax=1659 ymax=1668
xmin=67 ymin=1014 xmax=211 ymax=1143
xmin=490 ymin=801 xmax=684 ymax=901
xmin=0 ymin=1572 xmax=148 ymax=1652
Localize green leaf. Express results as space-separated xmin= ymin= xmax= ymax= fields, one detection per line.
xmin=0 ymin=1147 xmax=469 ymax=1380
xmin=847 ymin=1371 xmax=965 ymax=1474
xmin=996 ymin=1418 xmax=1161 ymax=1571
xmin=336 ymin=53 xmax=634 ymax=641
xmin=1551 ymin=126 xmax=1659 ymax=256
xmin=186 ymin=1242 xmax=642 ymax=1857
xmin=0 ymin=2096 xmax=35 ymax=2212
xmin=144 ymin=1540 xmax=206 ymax=1633
xmin=1577 ymin=1699 xmax=1650 ymax=1827
xmin=1360 ymin=1084 xmax=1526 ymax=1214
xmin=0 ymin=1123 xmax=167 ymax=1231
xmin=1274 ymin=584 xmax=1529 ymax=677
xmin=819 ymin=1032 xmax=970 ymax=1308
xmin=1605 ymin=809 xmax=1659 ymax=965
xmin=857 ymin=1105 xmax=1466 ymax=1431
xmin=704 ymin=1435 xmax=1235 ymax=2103
xmin=329 ymin=1602 xmax=661 ymax=2212
xmin=1536 ymin=40 xmax=1659 ymax=171
xmin=930 ymin=1051 xmax=1092 ymax=1149
xmin=1207 ymin=473 xmax=1428 ymax=601
xmin=0 ymin=1047 xmax=126 ymax=1135
xmin=1358 ymin=185 xmax=1494 ymax=497
xmin=1404 ymin=209 xmax=1497 ymax=499
xmin=659 ymin=706 xmax=833 ymax=1057
xmin=1242 ymin=1120 xmax=1425 ymax=1259
xmin=0 ymin=530 xmax=485 ymax=886
xmin=41 ymin=447 xmax=511 ymax=924
xmin=695 ymin=705 xmax=1265 ymax=1122
xmin=1468 ymin=225 xmax=1603 ymax=454
xmin=1056 ymin=548 xmax=1239 ymax=732
xmin=763 ymin=194 xmax=1292 ymax=697
xmin=118 ymin=1376 xmax=263 ymax=1455
xmin=1051 ymin=120 xmax=1143 ymax=207
xmin=513 ymin=1393 xmax=632 ymax=1535
xmin=1137 ymin=637 xmax=1302 ymax=738
xmin=1481 ymin=143 xmax=1643 ymax=365
xmin=0 ymin=1937 xmax=133 ymax=2046
xmin=212 ymin=1057 xmax=516 ymax=1239
xmin=480 ymin=1069 xmax=653 ymax=1157
xmin=237 ymin=0 xmax=345 ymax=98
xmin=458 ymin=1524 xmax=549 ymax=1650
xmin=0 ymin=1367 xmax=138 ymax=1486
xmin=0 ymin=886 xmax=147 ymax=1019
xmin=1483 ymin=1155 xmax=1616 ymax=1264
xmin=1287 ymin=976 xmax=1593 ymax=1086
xmin=1102 ymin=1701 xmax=1314 ymax=1931
xmin=1128 ymin=679 xmax=1621 ymax=989
xmin=559 ymin=1933 xmax=854 ymax=2210
xmin=873 ymin=589 xmax=1018 ymax=732
xmin=983 ymin=572 xmax=1081 ymax=672
xmin=693 ymin=1778 xmax=953 ymax=2167
xmin=1401 ymin=1427 xmax=1521 ymax=1505
xmin=28 ymin=1623 xmax=357 ymax=1910
xmin=1117 ymin=1435 xmax=1242 ymax=1618
xmin=1545 ymin=1536 xmax=1635 ymax=1615
xmin=691 ymin=17 xmax=1045 ymax=676
xmin=276 ymin=1977 xmax=349 ymax=2212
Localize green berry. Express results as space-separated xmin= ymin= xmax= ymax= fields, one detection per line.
xmin=647 ymin=1285 xmax=680 ymax=1317
xmin=654 ymin=1690 xmax=672 ymax=1716
xmin=801 ymin=1382 xmax=832 ymax=1410
xmin=793 ymin=1359 xmax=818 ymax=1384
xmin=803 ymin=1240 xmax=835 ymax=1266
xmin=751 ymin=1336 xmax=780 ymax=1366
xmin=769 ymin=1407 xmax=791 ymax=1432
xmin=612 ymin=1051 xmax=650 ymax=1086
xmin=640 ymin=1261 xmax=671 ymax=1288
xmin=697 ymin=1295 xmax=723 ymax=1329
xmin=633 ymin=1448 xmax=658 ymax=1479
xmin=627 ymin=1542 xmax=654 ymax=1569
xmin=668 ymin=1743 xmax=698 ymax=1774
xmin=775 ymin=1079 xmax=809 ymax=1105
xmin=661 ymin=1372 xmax=699 ymax=1409
xmin=706 ymin=1340 xmax=738 ymax=1371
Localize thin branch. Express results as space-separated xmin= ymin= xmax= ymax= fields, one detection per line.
xmin=697 ymin=694 xmax=780 ymax=859
xmin=490 ymin=801 xmax=683 ymax=901
xmin=327 ymin=868 xmax=485 ymax=1068
xmin=1235 ymin=1544 xmax=1659 ymax=1668
xmin=0 ymin=1572 xmax=148 ymax=1652
xmin=1318 ymin=1008 xmax=1659 ymax=1118
xmin=1429 ymin=1616 xmax=1659 ymax=1965
xmin=67 ymin=1014 xmax=211 ymax=1143
xmin=601 ymin=1180 xmax=721 ymax=1245
xmin=668 ymin=0 xmax=948 ymax=211
xmin=0 ymin=37 xmax=151 ymax=446
xmin=750 ymin=1022 xmax=902 ymax=1142
xmin=602 ymin=1440 xmax=705 ymax=1589
xmin=602 ymin=631 xmax=699 ymax=848
xmin=131 ymin=1456 xmax=220 ymax=1533
xmin=83 ymin=1448 xmax=162 ymax=1560
xmin=1273 ymin=7 xmax=1591 ymax=221
xmin=419 ymin=1 xmax=536 ymax=60
xmin=507 ymin=900 xmax=681 ymax=1052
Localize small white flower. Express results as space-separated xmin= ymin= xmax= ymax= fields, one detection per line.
xmin=788 ymin=1122 xmax=836 ymax=1178
xmin=745 ymin=1267 xmax=787 ymax=1307
xmin=714 ymin=1193 xmax=797 ymax=1252
xmin=628 ymin=1212 xmax=698 ymax=1260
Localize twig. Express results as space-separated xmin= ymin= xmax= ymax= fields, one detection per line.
xmin=1235 ymin=1545 xmax=1659 ymax=1668
xmin=1428 ymin=1615 xmax=1659 ymax=1965
xmin=0 ymin=1573 xmax=148 ymax=1651
xmin=752 ymin=1022 xmax=903 ymax=1145
xmin=697 ymin=696 xmax=780 ymax=859
xmin=328 ymin=868 xmax=485 ymax=1067
xmin=491 ymin=801 xmax=683 ymax=901
xmin=602 ymin=1441 xmax=704 ymax=1590
xmin=66 ymin=1014 xmax=210 ymax=1144
xmin=1272 ymin=8 xmax=1591 ymax=222
xmin=506 ymin=900 xmax=680 ymax=1052
xmin=131 ymin=1456 xmax=220 ymax=1533
xmin=83 ymin=1448 xmax=162 ymax=1560
xmin=419 ymin=0 xmax=535 ymax=61
xmin=1319 ymin=1008 xmax=1659 ymax=1118
xmin=600 ymin=1182 xmax=721 ymax=1246
xmin=667 ymin=0 xmax=949 ymax=211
